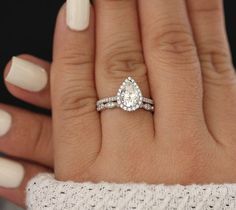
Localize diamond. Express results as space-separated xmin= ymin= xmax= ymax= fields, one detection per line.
xmin=117 ymin=77 xmax=142 ymax=112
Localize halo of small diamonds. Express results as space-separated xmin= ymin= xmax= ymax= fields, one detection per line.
xmin=96 ymin=77 xmax=154 ymax=112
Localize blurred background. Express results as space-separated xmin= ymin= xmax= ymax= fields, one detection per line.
xmin=0 ymin=0 xmax=235 ymax=209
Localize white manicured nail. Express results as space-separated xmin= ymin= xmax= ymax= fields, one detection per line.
xmin=5 ymin=57 xmax=48 ymax=92
xmin=0 ymin=158 xmax=24 ymax=188
xmin=0 ymin=110 xmax=12 ymax=137
xmin=66 ymin=0 xmax=90 ymax=31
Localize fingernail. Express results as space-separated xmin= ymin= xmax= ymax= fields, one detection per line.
xmin=5 ymin=57 xmax=48 ymax=92
xmin=0 ymin=110 xmax=12 ymax=137
xmin=66 ymin=0 xmax=90 ymax=31
xmin=0 ymin=158 xmax=24 ymax=188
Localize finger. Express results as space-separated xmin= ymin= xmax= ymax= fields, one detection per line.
xmin=139 ymin=0 xmax=207 ymax=141
xmin=4 ymin=55 xmax=51 ymax=109
xmin=0 ymin=157 xmax=49 ymax=208
xmin=0 ymin=104 xmax=53 ymax=167
xmin=95 ymin=0 xmax=154 ymax=148
xmin=52 ymin=3 xmax=101 ymax=179
xmin=187 ymin=0 xmax=236 ymax=144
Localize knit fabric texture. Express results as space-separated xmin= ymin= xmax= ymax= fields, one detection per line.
xmin=26 ymin=173 xmax=236 ymax=210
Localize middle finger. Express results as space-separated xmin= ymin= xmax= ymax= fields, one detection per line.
xmin=139 ymin=0 xmax=206 ymax=143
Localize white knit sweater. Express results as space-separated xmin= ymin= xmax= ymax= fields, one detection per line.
xmin=26 ymin=173 xmax=236 ymax=210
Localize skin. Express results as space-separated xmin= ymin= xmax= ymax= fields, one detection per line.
xmin=1 ymin=0 xmax=236 ymax=207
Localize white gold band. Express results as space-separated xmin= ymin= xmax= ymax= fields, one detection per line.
xmin=97 ymin=96 xmax=154 ymax=112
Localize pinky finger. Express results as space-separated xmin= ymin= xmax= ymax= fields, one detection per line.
xmin=0 ymin=157 xmax=50 ymax=208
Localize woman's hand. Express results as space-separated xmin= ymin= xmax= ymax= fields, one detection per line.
xmin=1 ymin=0 xmax=236 ymax=207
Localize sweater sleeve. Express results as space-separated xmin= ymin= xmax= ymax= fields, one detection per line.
xmin=26 ymin=173 xmax=236 ymax=210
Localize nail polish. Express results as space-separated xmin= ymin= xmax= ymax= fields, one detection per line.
xmin=0 ymin=110 xmax=12 ymax=137
xmin=0 ymin=158 xmax=24 ymax=188
xmin=66 ymin=0 xmax=90 ymax=31
xmin=5 ymin=57 xmax=48 ymax=92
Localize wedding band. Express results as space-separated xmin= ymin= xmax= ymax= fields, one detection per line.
xmin=96 ymin=77 xmax=154 ymax=112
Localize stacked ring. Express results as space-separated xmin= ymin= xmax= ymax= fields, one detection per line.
xmin=96 ymin=77 xmax=154 ymax=112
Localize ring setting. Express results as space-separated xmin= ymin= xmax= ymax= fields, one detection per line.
xmin=97 ymin=77 xmax=154 ymax=112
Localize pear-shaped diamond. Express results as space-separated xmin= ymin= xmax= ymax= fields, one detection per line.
xmin=117 ymin=77 xmax=143 ymax=111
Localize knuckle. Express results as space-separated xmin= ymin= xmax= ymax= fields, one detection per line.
xmin=102 ymin=41 xmax=147 ymax=81
xmin=199 ymin=40 xmax=230 ymax=65
xmin=150 ymin=23 xmax=198 ymax=64
xmin=198 ymin=41 xmax=235 ymax=84
xmin=52 ymin=62 xmax=97 ymax=116
xmin=56 ymin=50 xmax=94 ymax=68
xmin=30 ymin=117 xmax=51 ymax=159
xmin=59 ymin=84 xmax=97 ymax=117
xmin=5 ymin=117 xmax=51 ymax=161
xmin=157 ymin=32 xmax=196 ymax=59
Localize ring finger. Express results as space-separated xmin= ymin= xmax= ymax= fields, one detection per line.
xmin=95 ymin=0 xmax=154 ymax=149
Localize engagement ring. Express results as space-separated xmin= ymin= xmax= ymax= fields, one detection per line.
xmin=96 ymin=77 xmax=154 ymax=112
